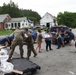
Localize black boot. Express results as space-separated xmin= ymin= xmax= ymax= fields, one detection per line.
xmin=33 ymin=54 xmax=37 ymax=57
xmin=21 ymin=57 xmax=25 ymax=59
xmin=46 ymin=47 xmax=48 ymax=51
xmin=7 ymin=59 xmax=11 ymax=62
xmin=49 ymin=48 xmax=53 ymax=50
xmin=57 ymin=47 xmax=60 ymax=49
xmin=26 ymin=57 xmax=29 ymax=60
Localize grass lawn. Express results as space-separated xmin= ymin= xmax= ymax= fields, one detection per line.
xmin=0 ymin=30 xmax=13 ymax=36
xmin=0 ymin=28 xmax=48 ymax=36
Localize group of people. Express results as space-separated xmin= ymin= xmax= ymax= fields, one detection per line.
xmin=56 ymin=28 xmax=75 ymax=49
xmin=7 ymin=27 xmax=37 ymax=61
xmin=36 ymin=27 xmax=75 ymax=52
xmin=7 ymin=26 xmax=54 ymax=61
xmin=7 ymin=26 xmax=75 ymax=61
xmin=36 ymin=29 xmax=53 ymax=52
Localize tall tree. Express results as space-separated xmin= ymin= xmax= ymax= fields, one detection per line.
xmin=0 ymin=0 xmax=41 ymax=24
xmin=21 ymin=9 xmax=41 ymax=24
xmin=0 ymin=6 xmax=2 ymax=13
xmin=57 ymin=11 xmax=76 ymax=28
xmin=0 ymin=0 xmax=23 ymax=18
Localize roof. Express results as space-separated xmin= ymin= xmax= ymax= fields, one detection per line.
xmin=6 ymin=17 xmax=27 ymax=23
xmin=41 ymin=12 xmax=55 ymax=20
xmin=46 ymin=12 xmax=56 ymax=19
xmin=28 ymin=19 xmax=33 ymax=23
xmin=0 ymin=14 xmax=9 ymax=22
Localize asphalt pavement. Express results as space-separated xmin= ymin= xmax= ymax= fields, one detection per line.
xmin=5 ymin=29 xmax=76 ymax=75
xmin=13 ymin=38 xmax=76 ymax=75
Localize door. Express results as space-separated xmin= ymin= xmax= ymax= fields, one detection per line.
xmin=46 ymin=23 xmax=50 ymax=28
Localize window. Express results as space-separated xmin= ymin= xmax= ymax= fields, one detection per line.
xmin=11 ymin=23 xmax=13 ymax=27
xmin=18 ymin=23 xmax=20 ymax=27
xmin=5 ymin=24 xmax=8 ymax=28
xmin=9 ymin=24 xmax=10 ymax=27
xmin=15 ymin=23 xmax=17 ymax=27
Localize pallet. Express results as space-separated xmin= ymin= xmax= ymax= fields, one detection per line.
xmin=5 ymin=58 xmax=41 ymax=75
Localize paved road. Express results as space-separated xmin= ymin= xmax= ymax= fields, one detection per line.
xmin=14 ymin=38 xmax=76 ymax=75
xmin=4 ymin=29 xmax=76 ymax=75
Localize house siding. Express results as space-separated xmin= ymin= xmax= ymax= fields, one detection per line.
xmin=0 ymin=22 xmax=4 ymax=30
xmin=5 ymin=20 xmax=33 ymax=29
xmin=0 ymin=14 xmax=11 ymax=30
xmin=40 ymin=12 xmax=58 ymax=27
xmin=0 ymin=14 xmax=33 ymax=30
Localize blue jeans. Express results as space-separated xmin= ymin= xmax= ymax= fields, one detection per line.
xmin=57 ymin=37 xmax=61 ymax=48
xmin=45 ymin=40 xmax=51 ymax=50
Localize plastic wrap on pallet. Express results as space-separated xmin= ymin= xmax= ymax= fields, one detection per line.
xmin=0 ymin=60 xmax=14 ymax=73
xmin=0 ymin=49 xmax=8 ymax=55
xmin=0 ymin=49 xmax=14 ymax=73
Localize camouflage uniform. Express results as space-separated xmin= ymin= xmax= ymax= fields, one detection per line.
xmin=8 ymin=29 xmax=24 ymax=60
xmin=25 ymin=32 xmax=37 ymax=59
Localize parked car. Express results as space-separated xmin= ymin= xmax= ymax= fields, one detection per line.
xmin=0 ymin=29 xmax=37 ymax=46
xmin=29 ymin=29 xmax=37 ymax=42
xmin=0 ymin=34 xmax=14 ymax=46
xmin=33 ymin=25 xmax=46 ymax=30
xmin=50 ymin=25 xmax=71 ymax=44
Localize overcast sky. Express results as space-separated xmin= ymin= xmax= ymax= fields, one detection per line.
xmin=0 ymin=0 xmax=76 ymax=17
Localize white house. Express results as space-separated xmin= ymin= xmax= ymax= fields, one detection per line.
xmin=40 ymin=12 xmax=58 ymax=28
xmin=5 ymin=17 xmax=34 ymax=29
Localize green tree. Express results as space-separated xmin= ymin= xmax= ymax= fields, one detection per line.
xmin=57 ymin=11 xmax=76 ymax=28
xmin=0 ymin=0 xmax=23 ymax=18
xmin=0 ymin=6 xmax=2 ymax=13
xmin=21 ymin=9 xmax=41 ymax=24
xmin=0 ymin=0 xmax=41 ymax=24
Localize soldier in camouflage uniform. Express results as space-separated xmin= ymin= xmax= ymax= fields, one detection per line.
xmin=8 ymin=27 xmax=24 ymax=61
xmin=24 ymin=28 xmax=37 ymax=60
